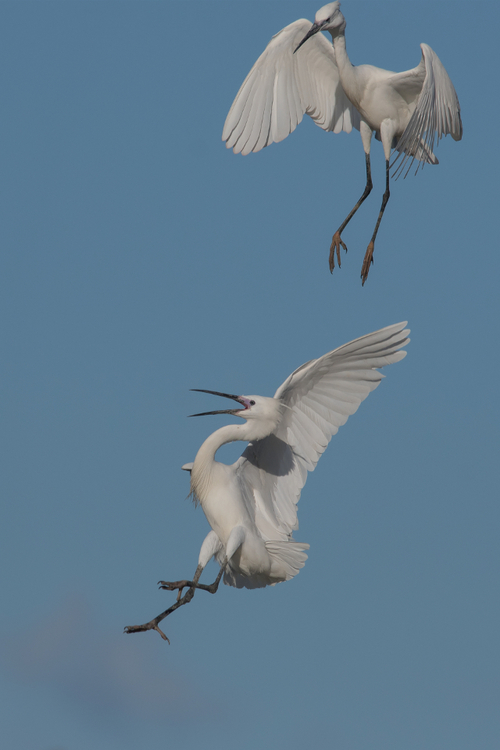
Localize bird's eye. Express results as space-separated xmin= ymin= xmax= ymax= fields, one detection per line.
xmin=250 ymin=400 xmax=255 ymax=406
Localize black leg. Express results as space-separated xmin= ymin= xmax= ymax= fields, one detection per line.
xmin=361 ymin=158 xmax=390 ymax=285
xmin=158 ymin=568 xmax=225 ymax=601
xmin=329 ymin=152 xmax=373 ymax=272
xmin=124 ymin=564 xmax=225 ymax=642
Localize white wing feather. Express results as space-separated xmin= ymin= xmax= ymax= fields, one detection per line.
xmin=390 ymin=44 xmax=462 ymax=174
xmin=234 ymin=323 xmax=409 ymax=540
xmin=222 ymin=19 xmax=360 ymax=155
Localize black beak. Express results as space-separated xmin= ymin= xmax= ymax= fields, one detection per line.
xmin=189 ymin=389 xmax=243 ymax=417
xmin=294 ymin=22 xmax=323 ymax=54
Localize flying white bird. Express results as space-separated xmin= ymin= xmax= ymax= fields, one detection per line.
xmin=222 ymin=1 xmax=462 ymax=284
xmin=125 ymin=322 xmax=409 ymax=640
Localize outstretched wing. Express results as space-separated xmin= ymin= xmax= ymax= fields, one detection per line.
xmin=222 ymin=18 xmax=360 ymax=155
xmin=390 ymin=43 xmax=462 ymax=175
xmin=234 ymin=323 xmax=410 ymax=541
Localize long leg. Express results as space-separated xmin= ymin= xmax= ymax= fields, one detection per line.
xmin=360 ymin=157 xmax=390 ymax=285
xmin=124 ymin=528 xmax=245 ymax=642
xmin=158 ymin=530 xmax=223 ymax=601
xmin=329 ymin=122 xmax=373 ymax=272
xmin=124 ymin=531 xmax=223 ymax=641
xmin=158 ymin=575 xmax=222 ymax=600
xmin=124 ymin=563 xmax=225 ymax=642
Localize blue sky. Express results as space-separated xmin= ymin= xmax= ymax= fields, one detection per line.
xmin=1 ymin=2 xmax=499 ymax=749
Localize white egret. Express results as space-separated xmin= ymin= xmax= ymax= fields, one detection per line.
xmin=223 ymin=1 xmax=462 ymax=284
xmin=125 ymin=322 xmax=409 ymax=640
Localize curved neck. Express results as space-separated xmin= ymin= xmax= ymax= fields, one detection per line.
xmin=194 ymin=423 xmax=245 ymax=468
xmin=191 ymin=423 xmax=245 ymax=504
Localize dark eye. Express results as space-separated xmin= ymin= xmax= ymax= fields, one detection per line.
xmin=250 ymin=400 xmax=255 ymax=406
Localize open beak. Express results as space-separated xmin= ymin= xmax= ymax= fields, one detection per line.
xmin=294 ymin=21 xmax=324 ymax=54
xmin=189 ymin=389 xmax=246 ymax=417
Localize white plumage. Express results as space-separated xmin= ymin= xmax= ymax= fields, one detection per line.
xmin=223 ymin=15 xmax=359 ymax=155
xmin=222 ymin=17 xmax=359 ymax=155
xmin=182 ymin=321 xmax=410 ymax=590
xmin=223 ymin=2 xmax=462 ymax=283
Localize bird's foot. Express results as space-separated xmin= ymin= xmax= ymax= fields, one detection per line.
xmin=329 ymin=231 xmax=348 ymax=273
xmin=361 ymin=241 xmax=374 ymax=285
xmin=124 ymin=579 xmax=200 ymax=641
xmin=124 ymin=572 xmax=224 ymax=642
xmin=158 ymin=579 xmax=196 ymax=602
xmin=124 ymin=619 xmax=171 ymax=642
xmin=158 ymin=577 xmax=222 ymax=601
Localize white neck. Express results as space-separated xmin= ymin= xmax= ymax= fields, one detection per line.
xmin=195 ymin=423 xmax=246 ymax=465
xmin=330 ymin=32 xmax=359 ymax=105
xmin=191 ymin=423 xmax=246 ymax=504
xmin=331 ymin=31 xmax=350 ymax=74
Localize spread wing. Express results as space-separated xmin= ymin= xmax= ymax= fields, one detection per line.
xmin=233 ymin=323 xmax=410 ymax=541
xmin=390 ymin=43 xmax=462 ymax=175
xmin=222 ymin=18 xmax=360 ymax=155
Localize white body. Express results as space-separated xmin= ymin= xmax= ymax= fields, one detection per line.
xmin=183 ymin=322 xmax=410 ymax=589
xmin=222 ymin=2 xmax=462 ymax=173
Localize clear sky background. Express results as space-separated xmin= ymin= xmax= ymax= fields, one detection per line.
xmin=1 ymin=2 xmax=498 ymax=749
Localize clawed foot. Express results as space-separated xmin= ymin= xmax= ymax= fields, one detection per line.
xmin=158 ymin=574 xmax=222 ymax=600
xmin=124 ymin=568 xmax=224 ymax=642
xmin=123 ymin=581 xmax=197 ymax=642
xmin=361 ymin=241 xmax=374 ymax=285
xmin=158 ymin=579 xmax=195 ymax=602
xmin=124 ymin=619 xmax=171 ymax=642
xmin=123 ymin=579 xmax=198 ymax=642
xmin=329 ymin=231 xmax=348 ymax=273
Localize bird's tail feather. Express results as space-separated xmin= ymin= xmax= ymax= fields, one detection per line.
xmin=222 ymin=540 xmax=309 ymax=589
xmin=265 ymin=540 xmax=309 ymax=582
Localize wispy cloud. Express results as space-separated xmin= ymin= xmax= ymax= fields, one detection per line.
xmin=1 ymin=595 xmax=216 ymax=728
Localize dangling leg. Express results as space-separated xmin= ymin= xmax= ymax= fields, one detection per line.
xmin=361 ymin=157 xmax=390 ymax=285
xmin=158 ymin=565 xmax=223 ymax=601
xmin=124 ymin=531 xmax=224 ymax=642
xmin=361 ymin=121 xmax=395 ymax=285
xmin=157 ymin=527 xmax=245 ymax=602
xmin=124 ymin=528 xmax=246 ymax=642
xmin=329 ymin=122 xmax=373 ymax=272
xmin=158 ymin=530 xmax=223 ymax=601
xmin=124 ymin=567 xmax=222 ymax=643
